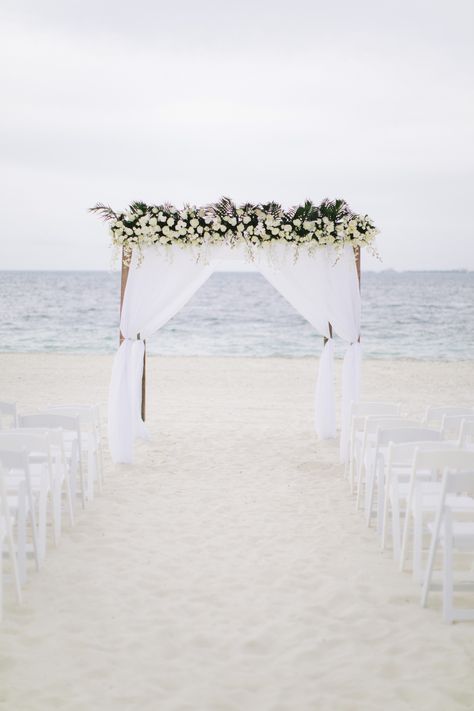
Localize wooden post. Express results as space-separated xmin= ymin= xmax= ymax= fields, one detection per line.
xmin=354 ymin=245 xmax=361 ymax=342
xmin=119 ymin=248 xmax=146 ymax=421
xmin=141 ymin=342 xmax=146 ymax=421
xmin=354 ymin=244 xmax=361 ymax=286
xmin=119 ymin=248 xmax=130 ymax=345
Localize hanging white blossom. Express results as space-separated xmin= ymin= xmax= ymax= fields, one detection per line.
xmin=90 ymin=197 xmax=379 ymax=265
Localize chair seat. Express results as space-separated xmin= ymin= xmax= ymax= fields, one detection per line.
xmin=428 ymin=521 xmax=474 ymax=548
xmin=393 ymin=478 xmax=438 ymax=498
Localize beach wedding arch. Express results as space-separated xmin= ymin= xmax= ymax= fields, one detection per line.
xmin=91 ymin=197 xmax=379 ymax=464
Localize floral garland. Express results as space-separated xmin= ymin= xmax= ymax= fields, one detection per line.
xmin=90 ymin=197 xmax=379 ymax=263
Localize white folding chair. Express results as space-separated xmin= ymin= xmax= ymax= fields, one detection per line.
xmin=355 ymin=416 xmax=421 ymax=512
xmin=0 ymin=449 xmax=40 ymax=584
xmin=45 ymin=406 xmax=103 ymax=499
xmin=459 ymin=419 xmax=474 ymax=449
xmin=346 ymin=401 xmax=402 ymax=494
xmin=0 ymin=432 xmax=54 ymax=565
xmin=0 ymin=464 xmax=22 ymax=620
xmin=28 ymin=413 xmax=86 ymax=509
xmin=423 ymin=405 xmax=473 ymax=427
xmin=380 ymin=436 xmax=455 ymax=560
xmin=421 ymin=453 xmax=474 ymax=623
xmin=400 ymin=449 xmax=474 ymax=582
xmin=15 ymin=424 xmax=74 ymax=534
xmin=0 ymin=402 xmax=18 ymax=430
xmin=366 ymin=426 xmax=442 ymax=535
xmin=441 ymin=414 xmax=474 ymax=443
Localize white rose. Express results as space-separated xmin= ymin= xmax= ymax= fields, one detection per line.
xmin=190 ymin=218 xmax=199 ymax=228
xmin=293 ymin=219 xmax=301 ymax=227
xmin=237 ymin=223 xmax=244 ymax=232
xmin=167 ymin=217 xmax=175 ymax=226
xmin=243 ymin=216 xmax=251 ymax=225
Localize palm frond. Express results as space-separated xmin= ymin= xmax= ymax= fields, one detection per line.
xmin=130 ymin=201 xmax=148 ymax=214
xmin=210 ymin=196 xmax=238 ymax=217
xmin=88 ymin=203 xmax=117 ymax=222
xmin=260 ymin=201 xmax=283 ymax=218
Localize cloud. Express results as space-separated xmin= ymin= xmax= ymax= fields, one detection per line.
xmin=1 ymin=0 xmax=473 ymax=269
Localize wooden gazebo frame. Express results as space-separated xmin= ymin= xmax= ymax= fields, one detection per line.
xmin=118 ymin=246 xmax=361 ymax=422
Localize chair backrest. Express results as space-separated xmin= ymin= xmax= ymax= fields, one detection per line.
xmin=0 ymin=447 xmax=29 ymax=472
xmin=45 ymin=405 xmax=98 ymax=428
xmin=414 ymin=447 xmax=474 ymax=475
xmin=0 ymin=431 xmax=50 ymax=457
xmin=19 ymin=413 xmax=80 ymax=433
xmin=443 ymin=469 xmax=474 ymax=497
xmin=12 ymin=427 xmax=64 ymax=449
xmin=0 ymin=401 xmax=18 ymax=428
xmin=388 ymin=440 xmax=459 ymax=467
xmin=376 ymin=427 xmax=441 ymax=448
xmin=424 ymin=405 xmax=473 ymax=426
xmin=352 ymin=402 xmax=402 ymax=418
xmin=460 ymin=419 xmax=474 ymax=447
xmin=365 ymin=416 xmax=421 ymax=435
xmin=441 ymin=414 xmax=474 ymax=440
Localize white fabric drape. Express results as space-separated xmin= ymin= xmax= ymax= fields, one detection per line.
xmin=108 ymin=243 xmax=361 ymax=463
xmin=109 ymin=249 xmax=212 ymax=463
xmin=314 ymin=338 xmax=336 ymax=437
xmin=325 ymin=247 xmax=362 ymax=461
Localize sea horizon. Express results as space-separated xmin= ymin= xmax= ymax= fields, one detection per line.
xmin=1 ymin=270 xmax=473 ymax=360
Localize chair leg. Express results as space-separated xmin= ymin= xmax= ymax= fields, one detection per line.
xmin=87 ymin=447 xmax=95 ymax=501
xmin=38 ymin=489 xmax=48 ymax=564
xmin=365 ymin=466 xmax=375 ymax=527
xmin=442 ymin=514 xmax=453 ymax=623
xmin=392 ymin=510 xmax=401 ymax=561
xmin=17 ymin=488 xmax=27 ymax=586
xmin=64 ymin=473 xmax=74 ymax=527
xmin=5 ymin=516 xmax=22 ymax=606
xmin=421 ymin=515 xmax=441 ymax=608
xmin=52 ymin=483 xmax=61 ymax=546
xmin=412 ymin=511 xmax=422 ymax=583
xmin=381 ymin=479 xmax=392 ymax=552
xmin=399 ymin=511 xmax=411 ymax=572
xmin=355 ymin=446 xmax=366 ymax=511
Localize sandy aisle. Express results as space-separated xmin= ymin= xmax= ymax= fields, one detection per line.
xmin=0 ymin=354 xmax=473 ymax=711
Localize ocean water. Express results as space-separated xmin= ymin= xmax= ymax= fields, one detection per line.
xmin=0 ymin=271 xmax=473 ymax=360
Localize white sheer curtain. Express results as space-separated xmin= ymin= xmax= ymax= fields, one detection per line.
xmin=109 ymin=248 xmax=212 ymax=462
xmin=325 ymin=246 xmax=362 ymax=460
xmin=108 ymin=243 xmax=360 ymax=463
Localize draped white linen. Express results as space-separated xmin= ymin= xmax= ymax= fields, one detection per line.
xmin=108 ymin=243 xmax=360 ymax=463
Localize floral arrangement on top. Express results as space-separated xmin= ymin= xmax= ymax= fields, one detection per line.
xmin=90 ymin=197 xmax=379 ymax=263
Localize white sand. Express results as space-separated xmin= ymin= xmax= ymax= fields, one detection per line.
xmin=1 ymin=354 xmax=474 ymax=711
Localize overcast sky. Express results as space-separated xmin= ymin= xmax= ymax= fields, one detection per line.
xmin=1 ymin=0 xmax=473 ymax=271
